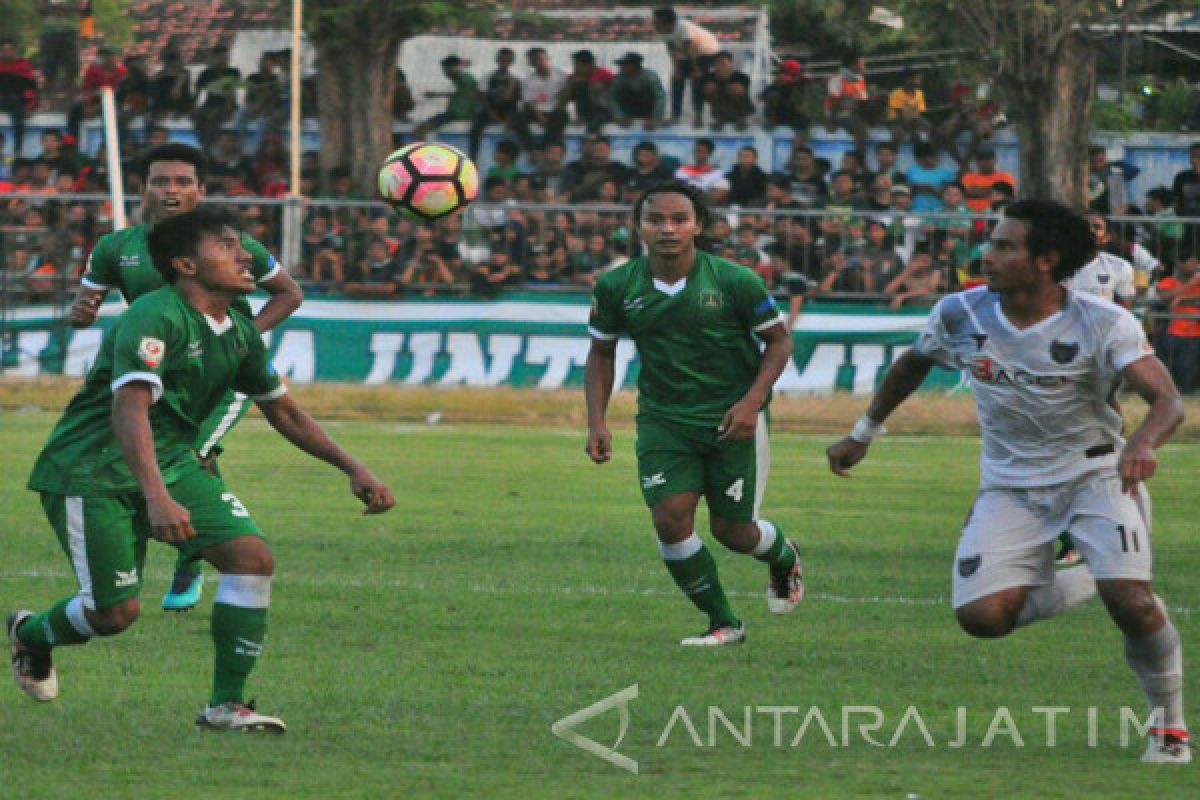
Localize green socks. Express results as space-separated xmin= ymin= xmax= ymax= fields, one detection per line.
xmin=660 ymin=533 xmax=740 ymax=627
xmin=17 ymin=596 xmax=95 ymax=650
xmin=209 ymin=575 xmax=272 ymax=706
xmin=751 ymin=519 xmax=796 ymax=574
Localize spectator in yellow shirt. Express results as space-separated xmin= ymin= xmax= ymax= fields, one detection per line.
xmin=887 ymin=70 xmax=930 ymax=146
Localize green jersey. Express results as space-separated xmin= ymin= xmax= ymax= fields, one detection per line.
xmin=82 ymin=224 xmax=281 ymax=319
xmin=28 ymin=287 xmax=284 ymax=496
xmin=589 ymin=251 xmax=786 ymax=425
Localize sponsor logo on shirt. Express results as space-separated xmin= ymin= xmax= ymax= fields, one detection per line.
xmin=967 ymin=355 xmax=1069 ymax=387
xmin=119 ymin=254 xmax=140 ymax=268
xmin=623 ymin=296 xmax=647 ymax=313
xmin=137 ymin=336 xmax=165 ymax=369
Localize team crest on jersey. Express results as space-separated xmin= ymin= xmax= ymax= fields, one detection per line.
xmin=1050 ymin=340 xmax=1080 ymax=364
xmin=186 ymin=341 xmax=203 ymax=360
xmin=137 ymin=337 xmax=165 ymax=368
xmin=1097 ymin=274 xmax=1110 ymax=284
xmin=699 ymin=289 xmax=724 ymax=310
xmin=958 ymin=555 xmax=982 ymax=578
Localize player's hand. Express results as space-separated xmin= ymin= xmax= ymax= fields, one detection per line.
xmin=1117 ymin=438 xmax=1157 ymax=495
xmin=827 ymin=436 xmax=869 ymax=477
xmin=351 ymin=469 xmax=395 ymax=515
xmin=717 ymin=399 xmax=758 ymax=441
xmin=146 ymin=494 xmax=195 ymax=543
xmin=586 ymin=424 xmax=612 ymax=464
xmin=67 ymin=294 xmax=102 ymax=327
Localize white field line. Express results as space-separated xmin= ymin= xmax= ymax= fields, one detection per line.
xmin=3 ymin=567 xmax=1195 ymax=615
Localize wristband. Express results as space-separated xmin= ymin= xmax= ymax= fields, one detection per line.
xmin=850 ymin=415 xmax=885 ymax=444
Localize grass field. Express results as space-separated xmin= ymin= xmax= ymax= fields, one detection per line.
xmin=2 ymin=392 xmax=1199 ymax=798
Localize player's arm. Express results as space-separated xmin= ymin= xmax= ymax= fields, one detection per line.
xmin=826 ymin=348 xmax=936 ymax=476
xmin=252 ymin=268 xmax=304 ymax=334
xmin=67 ymin=285 xmax=109 ymax=328
xmin=718 ymin=321 xmax=793 ymax=441
xmin=112 ymin=383 xmax=195 ymax=543
xmin=584 ymin=337 xmax=617 ymax=463
xmin=1116 ymin=355 xmax=1185 ymax=495
xmin=256 ymin=393 xmax=395 ymax=514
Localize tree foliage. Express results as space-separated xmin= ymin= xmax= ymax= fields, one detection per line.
xmin=0 ymin=0 xmax=132 ymax=52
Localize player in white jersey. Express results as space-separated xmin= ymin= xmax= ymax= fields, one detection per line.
xmin=827 ymin=200 xmax=1190 ymax=764
xmin=1057 ymin=212 xmax=1137 ymax=563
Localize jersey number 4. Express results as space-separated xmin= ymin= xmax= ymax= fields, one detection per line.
xmin=725 ymin=478 xmax=744 ymax=503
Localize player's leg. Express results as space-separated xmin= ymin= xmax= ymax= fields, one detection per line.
xmin=175 ymin=467 xmax=284 ymax=732
xmin=164 ymin=391 xmax=252 ymax=612
xmin=1070 ymin=478 xmax=1188 ymax=763
xmin=952 ymin=488 xmax=1096 ymax=638
xmin=639 ymin=418 xmax=741 ymax=645
xmin=9 ymin=493 xmax=147 ymax=701
xmin=705 ymin=411 xmax=801 ymax=615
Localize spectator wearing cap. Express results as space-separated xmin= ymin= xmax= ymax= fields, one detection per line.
xmin=759 ymin=59 xmax=810 ymax=135
xmin=560 ymin=50 xmax=614 ymax=133
xmin=513 ymin=47 xmax=568 ymax=157
xmin=244 ymin=50 xmax=288 ymax=135
xmin=611 ymin=52 xmax=666 ymax=130
xmin=414 ymin=56 xmax=480 ymax=140
xmin=147 ymin=49 xmax=193 ymax=124
xmin=886 ymin=183 xmax=923 ymax=262
xmin=675 ymin=137 xmax=729 ymax=205
xmin=725 ymin=145 xmax=767 ymax=207
xmin=960 ymin=147 xmax=1016 ymax=213
xmin=467 ymin=47 xmax=522 ymax=161
xmin=699 ymin=50 xmax=753 ymax=131
xmin=0 ymin=38 xmax=37 ymax=156
xmin=652 ymin=6 xmax=719 ymax=127
xmin=69 ymin=45 xmax=127 ymax=141
xmin=193 ymin=45 xmax=243 ymax=151
xmin=886 ymin=69 xmax=931 ymax=146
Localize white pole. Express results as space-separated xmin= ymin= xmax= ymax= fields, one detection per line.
xmin=100 ymin=86 xmax=127 ymax=230
xmin=282 ymin=0 xmax=303 ymax=273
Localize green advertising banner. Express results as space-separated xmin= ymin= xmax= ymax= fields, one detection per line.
xmin=1 ymin=294 xmax=963 ymax=394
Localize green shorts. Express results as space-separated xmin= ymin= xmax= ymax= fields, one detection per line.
xmin=39 ymin=466 xmax=263 ymax=610
xmin=194 ymin=390 xmax=251 ymax=459
xmin=634 ymin=413 xmax=770 ymax=523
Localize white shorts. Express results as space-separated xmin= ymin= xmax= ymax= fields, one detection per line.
xmin=951 ymin=471 xmax=1152 ymax=609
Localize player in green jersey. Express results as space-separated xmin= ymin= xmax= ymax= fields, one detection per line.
xmin=67 ymin=143 xmax=304 ymax=613
xmin=8 ymin=207 xmax=394 ymax=732
xmin=584 ymin=182 xmax=803 ymax=646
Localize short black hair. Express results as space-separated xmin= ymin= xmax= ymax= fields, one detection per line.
xmin=141 ymin=143 xmax=207 ymax=183
xmin=1003 ymin=199 xmax=1095 ymax=282
xmin=653 ymin=7 xmax=677 ymax=24
xmin=634 ymin=141 xmax=658 ymax=156
xmin=695 ymin=137 xmax=715 ymax=154
xmin=632 ymin=181 xmax=712 ymax=231
xmin=147 ymin=206 xmax=240 ymax=284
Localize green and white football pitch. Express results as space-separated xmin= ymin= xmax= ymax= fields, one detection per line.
xmin=2 ymin=408 xmax=1198 ymax=799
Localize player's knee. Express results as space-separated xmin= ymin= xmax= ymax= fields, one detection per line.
xmin=1099 ymin=581 xmax=1160 ymax=635
xmin=955 ymin=605 xmax=1016 ymax=639
xmin=90 ymin=597 xmax=140 ymax=635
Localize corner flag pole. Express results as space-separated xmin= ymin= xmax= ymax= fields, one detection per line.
xmin=100 ymin=86 xmax=127 ymax=230
xmin=281 ymin=0 xmax=303 ymax=273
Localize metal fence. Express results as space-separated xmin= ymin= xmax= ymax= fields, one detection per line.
xmin=2 ymin=192 xmax=1200 ymax=388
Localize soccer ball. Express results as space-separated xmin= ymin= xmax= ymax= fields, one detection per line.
xmin=377 ymin=142 xmax=479 ymax=222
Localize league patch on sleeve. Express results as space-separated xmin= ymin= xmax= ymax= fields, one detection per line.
xmin=137 ymin=336 xmax=165 ymax=369
xmin=754 ymin=298 xmax=777 ymax=314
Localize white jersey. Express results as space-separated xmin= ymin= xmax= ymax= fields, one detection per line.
xmin=1066 ymin=251 xmax=1136 ymax=304
xmin=915 ymin=287 xmax=1154 ymax=489
xmin=658 ymin=19 xmax=720 ymax=57
xmin=521 ymin=67 xmax=568 ymax=112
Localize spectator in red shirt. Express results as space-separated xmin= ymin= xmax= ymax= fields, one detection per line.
xmin=1155 ymin=248 xmax=1200 ymax=393
xmin=0 ymin=38 xmax=37 ymax=156
xmin=68 ymin=45 xmax=127 ymax=141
